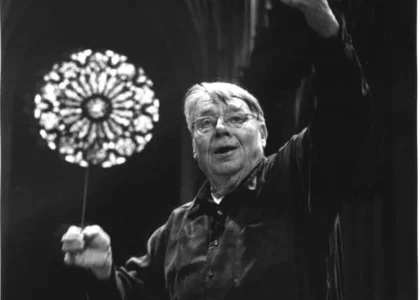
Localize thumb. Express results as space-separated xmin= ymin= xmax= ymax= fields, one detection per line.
xmin=82 ymin=225 xmax=111 ymax=249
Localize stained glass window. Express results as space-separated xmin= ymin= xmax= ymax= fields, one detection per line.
xmin=34 ymin=49 xmax=160 ymax=168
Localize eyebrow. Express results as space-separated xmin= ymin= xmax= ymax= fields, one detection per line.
xmin=195 ymin=101 xmax=249 ymax=118
xmin=226 ymin=106 xmax=243 ymax=112
xmin=196 ymin=109 xmax=217 ymax=117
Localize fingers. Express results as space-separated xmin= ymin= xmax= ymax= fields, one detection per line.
xmin=63 ymin=252 xmax=79 ymax=265
xmin=278 ymin=0 xmax=339 ymax=38
xmin=63 ymin=248 xmax=111 ymax=267
xmin=82 ymin=225 xmax=111 ymax=248
xmin=62 ymin=225 xmax=84 ymax=252
xmin=61 ymin=225 xmax=111 ymax=251
xmin=63 ymin=251 xmax=86 ymax=266
xmin=62 ymin=225 xmax=83 ymax=241
xmin=278 ymin=0 xmax=333 ymax=12
xmin=278 ymin=0 xmax=305 ymax=8
xmin=63 ymin=243 xmax=113 ymax=280
xmin=62 ymin=224 xmax=112 ymax=271
xmin=82 ymin=225 xmax=103 ymax=238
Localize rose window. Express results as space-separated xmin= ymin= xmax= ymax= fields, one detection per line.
xmin=34 ymin=49 xmax=160 ymax=168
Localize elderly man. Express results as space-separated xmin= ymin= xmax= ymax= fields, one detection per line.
xmin=61 ymin=0 xmax=370 ymax=299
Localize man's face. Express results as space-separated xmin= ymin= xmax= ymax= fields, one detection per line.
xmin=191 ymin=97 xmax=267 ymax=180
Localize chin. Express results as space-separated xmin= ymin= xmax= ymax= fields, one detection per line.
xmin=212 ymin=162 xmax=242 ymax=176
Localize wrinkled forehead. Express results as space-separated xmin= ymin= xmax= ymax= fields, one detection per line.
xmin=193 ymin=96 xmax=252 ymax=118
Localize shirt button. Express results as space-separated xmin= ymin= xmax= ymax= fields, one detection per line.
xmin=208 ymin=271 xmax=214 ymax=279
xmin=213 ymin=240 xmax=219 ymax=246
xmin=217 ymin=210 xmax=223 ymax=216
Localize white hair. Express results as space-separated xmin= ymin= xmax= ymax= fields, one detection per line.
xmin=184 ymin=82 xmax=265 ymax=133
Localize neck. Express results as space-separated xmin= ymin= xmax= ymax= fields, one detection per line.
xmin=206 ymin=156 xmax=264 ymax=198
xmin=209 ymin=173 xmax=242 ymax=198
xmin=209 ymin=164 xmax=257 ymax=198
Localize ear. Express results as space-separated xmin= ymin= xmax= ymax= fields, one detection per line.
xmin=259 ymin=124 xmax=268 ymax=148
xmin=192 ymin=140 xmax=198 ymax=159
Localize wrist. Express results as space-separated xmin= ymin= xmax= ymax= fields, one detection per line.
xmin=320 ymin=15 xmax=339 ymax=39
xmin=91 ymin=249 xmax=113 ymax=280
xmin=299 ymin=3 xmax=340 ymax=39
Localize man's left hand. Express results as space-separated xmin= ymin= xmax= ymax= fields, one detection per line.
xmin=280 ymin=0 xmax=340 ymax=38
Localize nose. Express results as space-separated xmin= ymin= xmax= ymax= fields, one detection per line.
xmin=215 ymin=116 xmax=226 ymax=128
xmin=214 ymin=116 xmax=229 ymax=135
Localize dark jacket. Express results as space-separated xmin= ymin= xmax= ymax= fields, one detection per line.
xmin=88 ymin=15 xmax=371 ymax=300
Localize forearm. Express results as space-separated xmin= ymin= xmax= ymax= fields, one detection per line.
xmin=312 ymin=14 xmax=370 ymax=114
xmin=87 ymin=225 xmax=169 ymax=300
xmin=309 ymin=13 xmax=372 ymax=153
xmin=86 ymin=267 xmax=124 ymax=300
xmin=87 ymin=261 xmax=166 ymax=300
xmin=275 ymin=0 xmax=372 ymax=137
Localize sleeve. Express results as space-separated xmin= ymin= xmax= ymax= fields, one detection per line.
xmin=86 ymin=224 xmax=169 ymax=300
xmin=268 ymin=14 xmax=372 ymax=216
xmin=305 ymin=13 xmax=372 ymax=210
xmin=308 ymin=13 xmax=372 ymax=174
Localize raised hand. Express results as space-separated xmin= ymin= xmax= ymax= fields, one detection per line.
xmin=62 ymin=225 xmax=113 ymax=280
xmin=280 ymin=0 xmax=340 ymax=38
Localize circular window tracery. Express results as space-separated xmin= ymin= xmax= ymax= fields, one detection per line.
xmin=34 ymin=49 xmax=160 ymax=168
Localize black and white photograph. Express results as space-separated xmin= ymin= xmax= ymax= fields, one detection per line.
xmin=1 ymin=0 xmax=417 ymax=299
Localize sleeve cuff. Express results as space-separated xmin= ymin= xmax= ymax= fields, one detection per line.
xmin=86 ymin=267 xmax=122 ymax=300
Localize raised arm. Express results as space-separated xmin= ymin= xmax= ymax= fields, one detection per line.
xmin=241 ymin=0 xmax=371 ymax=149
xmin=244 ymin=1 xmax=372 ymax=213
xmin=289 ymin=0 xmax=372 ymax=213
xmin=289 ymin=0 xmax=372 ymax=165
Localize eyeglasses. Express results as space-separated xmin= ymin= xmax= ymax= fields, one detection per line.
xmin=193 ymin=113 xmax=258 ymax=134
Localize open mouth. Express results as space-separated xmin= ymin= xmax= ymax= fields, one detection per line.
xmin=214 ymin=145 xmax=238 ymax=155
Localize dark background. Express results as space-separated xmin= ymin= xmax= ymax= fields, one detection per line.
xmin=1 ymin=0 xmax=417 ymax=299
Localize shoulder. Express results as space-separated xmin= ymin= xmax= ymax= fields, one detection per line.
xmin=165 ymin=200 xmax=196 ymax=228
xmin=147 ymin=201 xmax=196 ymax=247
xmin=266 ymin=128 xmax=309 ymax=166
xmin=258 ymin=128 xmax=310 ymax=188
xmin=279 ymin=128 xmax=308 ymax=154
xmin=171 ymin=201 xmax=195 ymax=218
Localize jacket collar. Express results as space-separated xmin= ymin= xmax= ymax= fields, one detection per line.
xmin=187 ymin=157 xmax=266 ymax=219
